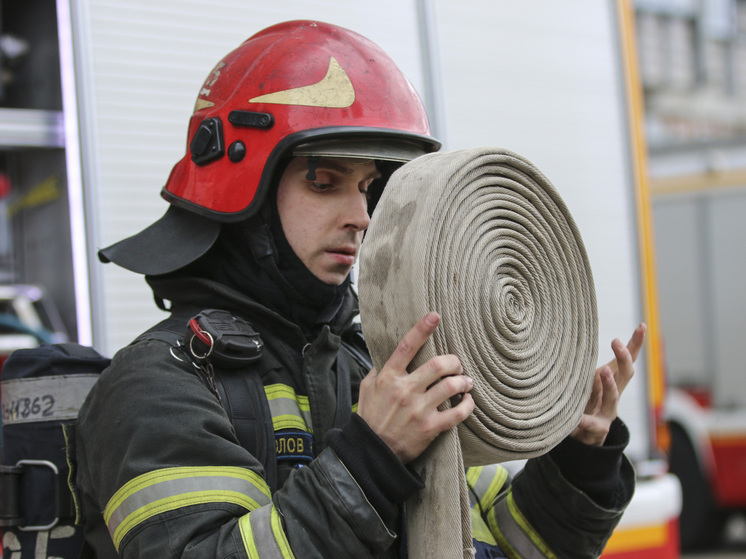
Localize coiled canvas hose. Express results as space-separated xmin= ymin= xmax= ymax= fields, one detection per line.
xmin=358 ymin=147 xmax=598 ymax=559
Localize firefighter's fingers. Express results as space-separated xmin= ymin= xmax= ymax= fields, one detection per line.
xmin=435 ymin=391 xmax=475 ymax=430
xmin=626 ymin=322 xmax=647 ymax=363
xmin=411 ymin=354 xmax=465 ymax=391
xmin=584 ymin=367 xmax=604 ymax=415
xmin=572 ymin=415 xmax=610 ymax=447
xmin=613 ymin=323 xmax=646 ymax=394
xmin=357 ymin=312 xmax=476 ymax=464
xmin=420 ymin=366 xmax=473 ymax=406
xmin=357 ymin=371 xmax=473 ymax=464
xmin=571 ymin=366 xmax=618 ymax=446
xmin=604 ymin=323 xmax=645 ymax=396
xmin=598 ymin=365 xmax=620 ymax=420
xmin=383 ymin=312 xmax=440 ymax=375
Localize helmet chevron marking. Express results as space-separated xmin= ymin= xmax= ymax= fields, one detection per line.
xmin=249 ymin=58 xmax=355 ymax=109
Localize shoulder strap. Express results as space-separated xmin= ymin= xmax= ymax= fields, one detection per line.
xmin=214 ymin=369 xmax=277 ymax=493
xmin=340 ymin=322 xmax=372 ymax=370
xmin=337 ymin=322 xmax=371 ymax=427
xmin=333 ymin=352 xmax=352 ymax=430
xmin=136 ymin=330 xmax=183 ymax=346
xmin=136 ymin=312 xmax=278 ymax=493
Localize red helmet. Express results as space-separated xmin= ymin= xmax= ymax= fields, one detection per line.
xmin=100 ymin=20 xmax=439 ymax=275
xmin=162 ymin=19 xmax=440 ymax=221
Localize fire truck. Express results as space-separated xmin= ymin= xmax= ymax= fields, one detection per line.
xmin=651 ymin=139 xmax=746 ymax=550
xmin=0 ymin=0 xmax=680 ymax=557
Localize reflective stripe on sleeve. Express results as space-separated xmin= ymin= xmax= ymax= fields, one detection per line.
xmin=239 ymin=503 xmax=295 ymax=559
xmin=104 ymin=466 xmax=271 ymax=551
xmin=466 ymin=464 xmax=509 ymax=514
xmin=470 ymin=506 xmax=498 ymax=546
xmin=265 ymin=384 xmax=312 ymax=432
xmin=488 ymin=490 xmax=559 ymax=559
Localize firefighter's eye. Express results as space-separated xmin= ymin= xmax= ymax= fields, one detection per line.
xmin=310 ymin=182 xmax=333 ymax=192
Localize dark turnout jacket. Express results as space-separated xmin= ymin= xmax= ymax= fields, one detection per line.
xmin=75 ymin=275 xmax=634 ymax=558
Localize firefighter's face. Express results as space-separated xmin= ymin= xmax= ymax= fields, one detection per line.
xmin=276 ymin=156 xmax=379 ymax=285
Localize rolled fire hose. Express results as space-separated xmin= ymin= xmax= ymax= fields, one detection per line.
xmin=358 ymin=147 xmax=598 ymax=558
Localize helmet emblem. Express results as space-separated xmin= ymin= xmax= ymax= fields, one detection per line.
xmin=194 ymin=62 xmax=226 ymax=112
xmin=249 ymin=57 xmax=355 ymax=108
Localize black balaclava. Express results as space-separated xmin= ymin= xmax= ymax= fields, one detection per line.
xmin=167 ymin=182 xmax=350 ymax=339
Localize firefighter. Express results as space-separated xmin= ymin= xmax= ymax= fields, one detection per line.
xmin=76 ymin=20 xmax=643 ymax=558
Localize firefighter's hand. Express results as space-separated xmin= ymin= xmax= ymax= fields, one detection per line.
xmin=357 ymin=312 xmax=475 ymax=464
xmin=570 ymin=323 xmax=647 ymax=446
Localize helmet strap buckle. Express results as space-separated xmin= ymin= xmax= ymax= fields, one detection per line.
xmin=190 ymin=117 xmax=225 ymax=166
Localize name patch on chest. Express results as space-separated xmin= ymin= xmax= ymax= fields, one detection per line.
xmin=275 ymin=431 xmax=314 ymax=464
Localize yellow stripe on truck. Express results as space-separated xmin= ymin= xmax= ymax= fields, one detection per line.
xmin=615 ymin=0 xmax=665 ymax=418
xmin=604 ymin=523 xmax=669 ymax=554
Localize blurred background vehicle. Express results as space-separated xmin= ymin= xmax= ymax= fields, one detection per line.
xmin=634 ymin=0 xmax=746 ymax=552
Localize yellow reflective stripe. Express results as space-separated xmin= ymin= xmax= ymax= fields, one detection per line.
xmin=241 ymin=514 xmax=261 ymax=558
xmin=239 ymin=503 xmax=295 ymax=558
xmin=488 ymin=490 xmax=558 ymax=559
xmin=265 ymin=384 xmax=312 ymax=433
xmin=104 ymin=466 xmax=270 ymax=551
xmin=352 ymin=402 xmax=358 ymax=413
xmin=268 ymin=505 xmax=294 ymax=557
xmin=487 ymin=505 xmax=518 ymax=559
xmin=466 ymin=465 xmax=484 ymax=486
xmin=272 ymin=414 xmax=307 ymax=431
xmin=264 ymin=384 xmax=309 ymax=408
xmin=505 ymin=491 xmax=556 ymax=558
xmin=466 ymin=464 xmax=509 ymax=514
xmin=470 ymin=506 xmax=498 ymax=546
xmin=466 ymin=466 xmax=484 ymax=508
xmin=481 ymin=465 xmax=509 ymax=513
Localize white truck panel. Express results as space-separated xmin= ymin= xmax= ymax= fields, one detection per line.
xmin=652 ymin=198 xmax=709 ymax=384
xmin=708 ymin=190 xmax=746 ymax=406
xmin=653 ymin=177 xmax=746 ymax=407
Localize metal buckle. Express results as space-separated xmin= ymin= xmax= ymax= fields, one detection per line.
xmin=16 ymin=459 xmax=61 ymax=531
xmin=189 ymin=330 xmax=214 ymax=360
